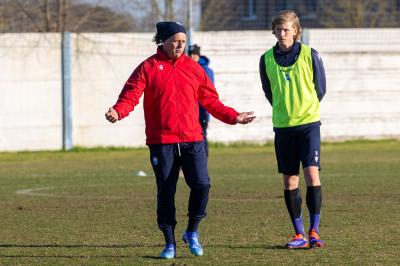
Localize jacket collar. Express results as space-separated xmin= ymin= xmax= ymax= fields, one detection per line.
xmin=156 ymin=46 xmax=185 ymax=64
xmin=198 ymin=55 xmax=210 ymax=66
xmin=274 ymin=41 xmax=301 ymax=56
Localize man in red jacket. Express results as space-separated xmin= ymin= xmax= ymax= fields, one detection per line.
xmin=105 ymin=21 xmax=255 ymax=259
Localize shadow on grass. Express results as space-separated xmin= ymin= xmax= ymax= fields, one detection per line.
xmin=0 ymin=255 xmax=136 ymax=259
xmin=207 ymin=244 xmax=288 ymax=250
xmin=0 ymin=243 xmax=291 ymax=250
xmin=0 ymin=243 xmax=301 ymax=259
xmin=208 ymin=244 xmax=318 ymax=251
xmin=142 ymin=255 xmax=166 ymax=260
xmin=0 ymin=243 xmax=162 ymax=248
xmin=0 ymin=243 xmax=163 ymax=259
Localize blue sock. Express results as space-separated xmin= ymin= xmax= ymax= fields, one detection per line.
xmin=185 ymin=231 xmax=198 ymax=238
xmin=293 ymin=217 xmax=305 ymax=236
xmin=162 ymin=229 xmax=175 ymax=245
xmin=187 ymin=218 xmax=201 ymax=232
xmin=309 ymin=214 xmax=320 ymax=233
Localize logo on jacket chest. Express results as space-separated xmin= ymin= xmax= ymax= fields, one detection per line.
xmin=159 ymin=64 xmax=164 ymax=70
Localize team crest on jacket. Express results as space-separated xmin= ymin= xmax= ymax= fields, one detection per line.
xmin=159 ymin=64 xmax=164 ymax=70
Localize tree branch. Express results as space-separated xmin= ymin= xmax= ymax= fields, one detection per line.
xmin=72 ymin=0 xmax=102 ymax=32
xmin=14 ymin=0 xmax=43 ymax=32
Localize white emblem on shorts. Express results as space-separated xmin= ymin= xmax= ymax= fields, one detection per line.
xmin=152 ymin=156 xmax=159 ymax=166
xmin=314 ymin=150 xmax=319 ymax=162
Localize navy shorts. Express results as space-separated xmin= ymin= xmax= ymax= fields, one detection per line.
xmin=274 ymin=123 xmax=321 ymax=175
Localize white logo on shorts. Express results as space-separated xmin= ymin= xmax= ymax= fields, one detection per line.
xmin=152 ymin=156 xmax=159 ymax=166
xmin=314 ymin=150 xmax=319 ymax=162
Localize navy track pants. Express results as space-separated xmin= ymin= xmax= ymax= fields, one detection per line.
xmin=148 ymin=141 xmax=210 ymax=234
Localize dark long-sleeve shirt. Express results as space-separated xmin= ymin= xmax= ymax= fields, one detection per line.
xmin=259 ymin=42 xmax=326 ymax=106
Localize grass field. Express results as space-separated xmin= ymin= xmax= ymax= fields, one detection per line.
xmin=0 ymin=140 xmax=399 ymax=265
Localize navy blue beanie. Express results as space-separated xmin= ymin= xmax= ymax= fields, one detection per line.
xmin=189 ymin=44 xmax=201 ymax=55
xmin=156 ymin=21 xmax=186 ymax=42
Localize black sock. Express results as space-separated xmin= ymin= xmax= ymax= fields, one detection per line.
xmin=306 ymin=186 xmax=322 ymax=214
xmin=306 ymin=186 xmax=322 ymax=232
xmin=284 ymin=188 xmax=305 ymax=235
xmin=284 ymin=188 xmax=302 ymax=219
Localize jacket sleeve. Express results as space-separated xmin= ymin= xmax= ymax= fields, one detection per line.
xmin=259 ymin=55 xmax=273 ymax=106
xmin=311 ymin=48 xmax=326 ymax=101
xmin=198 ymin=69 xmax=239 ymax=125
xmin=113 ymin=62 xmax=147 ymax=120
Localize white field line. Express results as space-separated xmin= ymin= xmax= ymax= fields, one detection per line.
xmin=16 ymin=187 xmax=55 ymax=197
xmin=15 ymin=185 xmax=152 ymax=200
xmin=15 ymin=171 xmax=272 ymax=202
xmin=15 ymin=186 xmax=271 ymax=202
xmin=14 ymin=171 xmax=153 ymax=199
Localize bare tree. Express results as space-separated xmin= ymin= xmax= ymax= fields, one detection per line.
xmin=165 ymin=0 xmax=175 ymax=21
xmin=200 ymin=0 xmax=245 ymax=30
xmin=150 ymin=0 xmax=162 ymax=21
xmin=2 ymin=0 xmax=227 ymax=32
xmin=195 ymin=0 xmax=400 ymax=30
xmin=77 ymin=0 xmax=185 ymax=33
xmin=319 ymin=0 xmax=398 ymax=28
xmin=0 ymin=0 xmax=138 ymax=32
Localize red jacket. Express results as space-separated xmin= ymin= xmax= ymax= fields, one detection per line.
xmin=113 ymin=47 xmax=239 ymax=144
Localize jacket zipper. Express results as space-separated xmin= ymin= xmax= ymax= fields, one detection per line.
xmin=173 ymin=61 xmax=182 ymax=143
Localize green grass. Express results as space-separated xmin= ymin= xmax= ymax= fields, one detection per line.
xmin=0 ymin=140 xmax=399 ymax=265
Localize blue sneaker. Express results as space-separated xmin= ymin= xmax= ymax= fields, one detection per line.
xmin=182 ymin=231 xmax=203 ymax=256
xmin=286 ymin=234 xmax=309 ymax=249
xmin=160 ymin=244 xmax=176 ymax=259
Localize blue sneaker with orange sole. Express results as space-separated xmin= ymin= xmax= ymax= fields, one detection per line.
xmin=286 ymin=234 xmax=309 ymax=249
xmin=160 ymin=244 xmax=176 ymax=259
xmin=309 ymin=229 xmax=325 ymax=248
xmin=182 ymin=231 xmax=204 ymax=256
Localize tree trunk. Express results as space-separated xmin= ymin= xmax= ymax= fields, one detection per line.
xmin=165 ymin=0 xmax=175 ymax=21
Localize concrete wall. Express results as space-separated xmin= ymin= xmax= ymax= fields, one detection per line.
xmin=308 ymin=29 xmax=400 ymax=140
xmin=193 ymin=29 xmax=400 ymax=142
xmin=1 ymin=30 xmax=400 ymax=151
xmin=71 ymin=33 xmax=153 ymax=148
xmin=0 ymin=34 xmax=62 ymax=151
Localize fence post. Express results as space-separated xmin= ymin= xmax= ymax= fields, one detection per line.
xmin=186 ymin=0 xmax=193 ymax=53
xmin=61 ymin=31 xmax=73 ymax=151
xmin=302 ymin=28 xmax=310 ymax=45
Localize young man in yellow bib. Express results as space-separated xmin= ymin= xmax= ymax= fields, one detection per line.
xmin=259 ymin=10 xmax=326 ymax=249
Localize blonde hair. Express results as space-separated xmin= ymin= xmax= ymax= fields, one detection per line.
xmin=271 ymin=10 xmax=302 ymax=41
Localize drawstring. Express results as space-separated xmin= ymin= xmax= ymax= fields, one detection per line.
xmin=177 ymin=143 xmax=181 ymax=157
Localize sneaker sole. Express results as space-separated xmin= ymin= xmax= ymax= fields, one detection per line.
xmin=286 ymin=244 xmax=310 ymax=249
xmin=310 ymin=242 xmax=326 ymax=248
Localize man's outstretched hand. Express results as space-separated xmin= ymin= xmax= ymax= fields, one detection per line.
xmin=105 ymin=107 xmax=119 ymax=123
xmin=236 ymin=111 xmax=256 ymax=124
